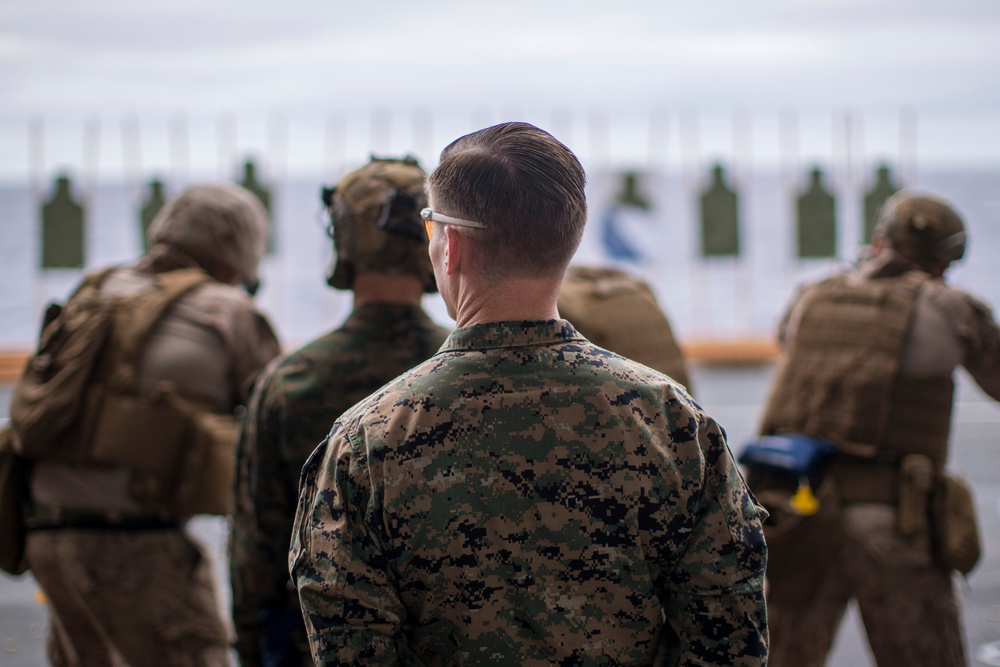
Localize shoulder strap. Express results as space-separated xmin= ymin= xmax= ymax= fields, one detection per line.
xmin=69 ymin=267 xmax=118 ymax=295
xmin=102 ymin=269 xmax=213 ymax=391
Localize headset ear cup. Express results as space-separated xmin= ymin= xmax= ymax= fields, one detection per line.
xmin=320 ymin=185 xmax=337 ymax=209
xmin=376 ymin=190 xmax=427 ymax=242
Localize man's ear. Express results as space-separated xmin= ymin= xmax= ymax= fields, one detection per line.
xmin=444 ymin=225 xmax=463 ymax=276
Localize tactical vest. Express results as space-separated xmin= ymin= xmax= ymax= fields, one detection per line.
xmin=16 ymin=268 xmax=237 ymax=516
xmin=759 ymin=271 xmax=953 ymax=467
xmin=558 ymin=267 xmax=691 ymax=391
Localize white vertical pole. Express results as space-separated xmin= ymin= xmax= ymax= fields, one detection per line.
xmin=324 ymin=111 xmax=347 ymax=182
xmin=733 ymin=108 xmax=753 ymax=336
xmin=267 ymin=111 xmax=288 ymax=184
xmin=370 ymin=109 xmax=391 ymax=156
xmin=780 ymin=108 xmax=798 ymax=294
xmin=82 ymin=116 xmax=101 ymax=266
xmin=648 ymin=109 xmax=668 ymax=171
xmin=900 ymin=107 xmax=918 ymax=186
xmin=587 ymin=110 xmax=609 ymax=171
xmin=217 ymin=112 xmax=237 ymax=180
xmin=30 ymin=116 xmax=46 ymax=308
xmin=169 ymin=112 xmax=189 ymax=186
xmin=265 ymin=110 xmax=288 ymax=330
xmin=679 ymin=110 xmax=710 ymax=335
xmin=83 ymin=116 xmax=101 ymax=195
xmin=412 ymin=108 xmax=434 ymax=167
xmin=121 ymin=115 xmax=142 ymax=210
xmin=551 ymin=109 xmax=572 ymax=150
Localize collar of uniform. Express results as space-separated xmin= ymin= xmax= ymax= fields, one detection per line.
xmin=440 ymin=319 xmax=582 ymax=352
xmin=346 ymin=302 xmax=430 ymax=327
xmin=859 ymin=252 xmax=935 ymax=281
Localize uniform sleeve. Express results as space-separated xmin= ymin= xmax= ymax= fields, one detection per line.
xmin=776 ymin=284 xmax=813 ymax=348
xmin=230 ymin=364 xmax=292 ymax=667
xmin=959 ymin=295 xmax=1000 ymax=401
xmin=654 ymin=415 xmax=769 ymax=665
xmin=290 ymin=423 xmax=416 ymax=666
xmin=230 ymin=308 xmax=282 ymax=402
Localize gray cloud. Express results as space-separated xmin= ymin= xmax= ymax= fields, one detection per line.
xmin=0 ymin=0 xmax=997 ymax=173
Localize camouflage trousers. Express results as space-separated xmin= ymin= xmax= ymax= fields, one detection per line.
xmin=26 ymin=527 xmax=230 ymax=667
xmin=767 ymin=503 xmax=966 ymax=667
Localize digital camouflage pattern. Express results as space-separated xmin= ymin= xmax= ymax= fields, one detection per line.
xmin=230 ymin=303 xmax=449 ymax=667
xmin=291 ymin=320 xmax=768 ymax=666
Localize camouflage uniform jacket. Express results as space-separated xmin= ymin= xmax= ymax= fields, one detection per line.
xmin=231 ymin=302 xmax=449 ymax=667
xmin=291 ymin=319 xmax=768 ymax=666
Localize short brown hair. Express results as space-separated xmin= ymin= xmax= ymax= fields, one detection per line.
xmin=427 ymin=122 xmax=587 ymax=281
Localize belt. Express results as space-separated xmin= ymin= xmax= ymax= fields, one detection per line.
xmin=827 ymin=458 xmax=899 ymax=505
xmin=25 ymin=502 xmax=179 ymax=532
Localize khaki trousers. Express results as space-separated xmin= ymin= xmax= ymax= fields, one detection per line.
xmin=767 ymin=503 xmax=966 ymax=667
xmin=26 ymin=527 xmax=229 ymax=667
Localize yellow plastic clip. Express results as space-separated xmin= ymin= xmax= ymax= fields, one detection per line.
xmin=789 ymin=477 xmax=820 ymax=516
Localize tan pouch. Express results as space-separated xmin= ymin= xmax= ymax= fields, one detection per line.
xmin=87 ymin=386 xmax=191 ymax=476
xmin=930 ymin=472 xmax=981 ymax=574
xmin=897 ymin=454 xmax=934 ymax=537
xmin=173 ymin=411 xmax=239 ymax=517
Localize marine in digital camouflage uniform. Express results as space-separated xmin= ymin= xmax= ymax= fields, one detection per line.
xmin=230 ymin=157 xmax=449 ymax=667
xmin=291 ymin=122 xmax=768 ymax=666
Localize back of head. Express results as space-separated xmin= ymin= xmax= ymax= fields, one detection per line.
xmin=324 ymin=155 xmax=435 ymax=292
xmin=427 ymin=122 xmax=587 ymax=281
xmin=147 ymin=183 xmax=268 ymax=284
xmin=874 ymin=191 xmax=966 ymax=270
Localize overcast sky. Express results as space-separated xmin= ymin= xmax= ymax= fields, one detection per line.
xmin=2 ymin=0 xmax=998 ymax=180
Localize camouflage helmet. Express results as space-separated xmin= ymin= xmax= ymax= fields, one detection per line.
xmin=147 ymin=183 xmax=268 ymax=284
xmin=874 ymin=191 xmax=966 ymax=268
xmin=323 ymin=155 xmax=435 ymax=292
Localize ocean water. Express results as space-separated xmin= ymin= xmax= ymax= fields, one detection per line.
xmin=1 ymin=167 xmax=998 ymax=351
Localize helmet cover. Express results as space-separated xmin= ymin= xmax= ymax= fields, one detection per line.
xmin=324 ymin=155 xmax=435 ymax=292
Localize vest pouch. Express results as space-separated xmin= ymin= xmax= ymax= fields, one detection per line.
xmin=87 ymin=387 xmax=191 ymax=476
xmin=756 ymin=476 xmax=843 ymax=607
xmin=930 ymin=472 xmax=981 ymax=574
xmin=173 ymin=410 xmax=239 ymax=517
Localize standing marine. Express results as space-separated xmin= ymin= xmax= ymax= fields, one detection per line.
xmin=229 ymin=156 xmax=449 ymax=667
xmin=291 ymin=122 xmax=767 ymax=666
xmin=14 ymin=183 xmax=281 ymax=666
xmin=750 ymin=191 xmax=1000 ymax=666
